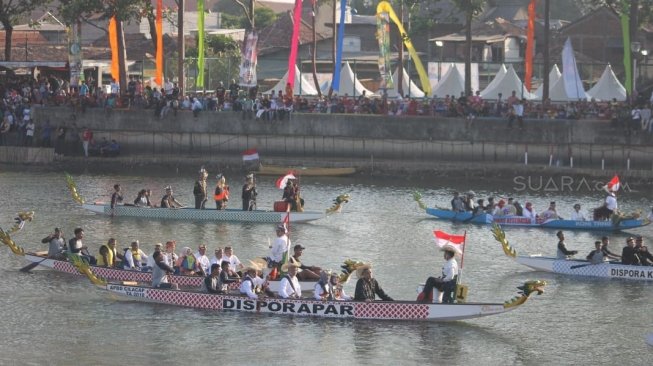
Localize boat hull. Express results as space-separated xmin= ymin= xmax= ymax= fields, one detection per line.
xmin=24 ymin=254 xmax=315 ymax=292
xmin=103 ymin=283 xmax=514 ymax=321
xmin=82 ymin=203 xmax=325 ymax=223
xmin=425 ymin=208 xmax=649 ymax=231
xmin=516 ymin=255 xmax=653 ymax=281
xmin=256 ymin=165 xmax=356 ymax=177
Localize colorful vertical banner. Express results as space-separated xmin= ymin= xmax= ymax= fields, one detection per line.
xmin=196 ymin=0 xmax=205 ymax=88
xmin=331 ymin=0 xmax=347 ymax=91
xmin=621 ymin=13 xmax=632 ymax=95
xmin=155 ymin=0 xmax=163 ymax=86
xmin=109 ymin=16 xmax=119 ymax=82
xmin=376 ymin=11 xmax=393 ymax=90
xmin=524 ymin=0 xmax=536 ymax=91
xmin=67 ymin=22 xmax=83 ymax=87
xmin=287 ymin=0 xmax=303 ymax=88
xmin=239 ymin=30 xmax=259 ymax=87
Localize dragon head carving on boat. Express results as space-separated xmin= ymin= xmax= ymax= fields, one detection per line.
xmin=65 ymin=172 xmax=85 ymax=205
xmin=68 ymin=254 xmax=107 ymax=286
xmin=413 ymin=191 xmax=426 ymax=210
xmin=338 ymin=259 xmax=369 ymax=283
xmin=503 ymin=280 xmax=547 ymax=308
xmin=492 ymin=224 xmax=516 ymax=258
xmin=326 ymin=194 xmax=351 ymax=214
xmin=0 ymin=227 xmax=25 ymax=256
xmin=7 ymin=211 xmax=35 ymax=234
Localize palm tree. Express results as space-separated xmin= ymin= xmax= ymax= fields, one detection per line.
xmin=453 ymin=0 xmax=483 ymax=95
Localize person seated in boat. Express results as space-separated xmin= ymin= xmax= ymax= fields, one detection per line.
xmin=177 ymin=247 xmax=201 ymax=276
xmin=194 ymin=244 xmax=210 ymax=275
xmin=97 ymin=238 xmax=120 ymax=268
xmin=462 ymin=191 xmax=476 ymax=212
xmin=600 ymin=236 xmax=621 ymax=261
xmin=214 ymin=174 xmax=229 ymax=210
xmin=450 ymin=191 xmax=464 ymax=212
xmin=314 ymin=271 xmax=333 ymax=300
xmin=484 ymin=197 xmax=496 ymax=214
xmin=353 ymin=264 xmax=393 ymax=302
xmin=512 ymin=199 xmax=524 ymax=216
xmin=201 ymin=264 xmax=223 ymax=294
xmin=493 ymin=200 xmax=511 ymax=216
xmin=435 ymin=247 xmax=459 ymax=304
xmin=42 ymin=227 xmax=67 ymax=260
xmin=68 ymin=228 xmax=96 ymax=265
xmin=221 ymin=246 xmax=244 ymax=276
xmin=506 ymin=198 xmax=518 ymax=215
xmin=163 ymin=240 xmax=179 ymax=273
xmin=472 ymin=199 xmax=485 ymax=215
xmin=210 ymin=247 xmax=223 ymax=267
xmin=242 ymin=174 xmax=257 ymax=211
xmin=290 ymin=244 xmax=321 ymax=281
xmin=133 ymin=189 xmax=152 ymax=207
xmin=540 ymin=202 xmax=561 ymax=221
xmin=123 ymin=240 xmax=149 ymax=271
xmin=621 ymin=237 xmax=640 ymax=265
xmin=634 ymin=236 xmax=653 ymax=266
xmin=417 ymin=277 xmax=439 ymax=303
xmin=329 ymin=272 xmax=351 ymax=300
xmin=594 ymin=191 xmax=617 ymax=221
xmin=193 ymin=168 xmax=209 ymax=210
xmin=278 ymin=262 xmax=302 ymax=299
xmin=586 ymin=241 xmax=606 ymax=264
xmin=282 ymin=180 xmax=304 ymax=212
xmin=145 ymin=243 xmax=163 ymax=270
xmin=570 ymin=203 xmax=587 ymax=221
xmin=556 ymin=231 xmax=578 ymax=259
xmin=152 ymin=251 xmax=178 ymax=289
xmin=220 ymin=260 xmax=240 ymax=290
xmin=239 ymin=262 xmax=264 ymax=299
xmin=161 ymin=186 xmax=184 ymax=208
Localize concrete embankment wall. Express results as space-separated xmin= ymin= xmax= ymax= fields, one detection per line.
xmin=30 ymin=107 xmax=653 ymax=172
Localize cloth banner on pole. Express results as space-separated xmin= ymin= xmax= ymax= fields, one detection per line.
xmin=561 ymin=38 xmax=584 ymax=99
xmin=621 ymin=14 xmax=632 ymax=95
xmin=287 ymin=0 xmax=304 ymax=88
xmin=276 ymin=173 xmax=297 ymax=189
xmin=331 ymin=0 xmax=347 ymax=91
xmin=155 ymin=0 xmax=163 ymax=86
xmin=376 ymin=11 xmax=393 ymax=90
xmin=109 ymin=16 xmax=119 ymax=82
xmin=524 ymin=0 xmax=536 ymax=91
xmin=433 ymin=230 xmax=466 ymax=256
xmin=67 ymin=23 xmax=83 ymax=87
xmin=196 ymin=0 xmax=205 ymax=88
xmin=239 ymin=30 xmax=258 ymax=87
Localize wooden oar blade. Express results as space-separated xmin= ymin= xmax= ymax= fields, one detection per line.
xmin=19 ymin=261 xmax=41 ymax=273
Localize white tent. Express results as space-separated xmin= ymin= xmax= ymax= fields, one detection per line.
xmin=547 ymin=74 xmax=590 ymax=101
xmin=431 ymin=65 xmax=464 ymax=98
xmin=385 ymin=67 xmax=425 ymax=98
xmin=534 ymin=64 xmax=561 ymax=98
xmin=321 ymin=62 xmax=376 ymax=97
xmin=263 ymin=65 xmax=319 ymax=96
xmin=481 ymin=65 xmax=534 ymax=100
xmin=587 ymin=64 xmax=627 ymax=101
xmin=479 ymin=64 xmax=507 ymax=98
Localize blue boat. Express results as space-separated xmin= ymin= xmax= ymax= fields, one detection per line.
xmin=423 ymin=208 xmax=650 ymax=232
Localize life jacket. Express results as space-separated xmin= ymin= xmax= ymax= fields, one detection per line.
xmin=97 ymin=244 xmax=114 ymax=267
xmin=124 ymin=247 xmax=142 ymax=267
xmin=214 ymin=186 xmax=229 ymax=201
xmin=181 ymin=255 xmax=196 ymax=271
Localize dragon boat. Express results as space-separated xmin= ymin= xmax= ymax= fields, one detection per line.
xmin=256 ymin=164 xmax=356 ymax=177
xmin=493 ymin=225 xmax=653 ymax=281
xmin=413 ymin=193 xmax=649 ymax=232
xmin=69 ymin=255 xmax=547 ymax=322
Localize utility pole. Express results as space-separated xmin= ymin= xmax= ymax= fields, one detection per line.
xmin=542 ymin=0 xmax=550 ymax=102
xmin=178 ymin=0 xmax=185 ymax=94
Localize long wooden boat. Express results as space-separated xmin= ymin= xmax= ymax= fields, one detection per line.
xmin=647 ymin=333 xmax=653 ymax=347
xmin=493 ymin=225 xmax=653 ymax=281
xmin=424 ymin=208 xmax=650 ymax=232
xmin=256 ymin=164 xmax=356 ymax=177
xmin=82 ymin=202 xmax=326 ymax=223
xmin=68 ymin=255 xmax=547 ymax=322
xmin=22 ymin=252 xmax=317 ymax=292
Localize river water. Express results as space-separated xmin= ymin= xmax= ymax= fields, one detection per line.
xmin=0 ymin=169 xmax=651 ymax=365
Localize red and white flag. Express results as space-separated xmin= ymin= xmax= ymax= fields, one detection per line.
xmin=433 ymin=230 xmax=466 ymax=255
xmin=605 ymin=175 xmax=620 ymax=192
xmin=275 ymin=172 xmax=296 ymax=189
xmin=242 ymin=148 xmax=259 ymax=161
xmin=282 ymin=211 xmax=290 ymax=233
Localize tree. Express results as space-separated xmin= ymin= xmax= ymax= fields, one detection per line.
xmin=0 ymin=0 xmax=52 ymax=61
xmin=452 ymin=0 xmax=483 ymax=96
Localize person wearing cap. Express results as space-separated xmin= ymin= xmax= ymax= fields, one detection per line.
xmin=241 ymin=174 xmax=257 ymax=211
xmin=269 ymin=225 xmax=290 ymax=268
xmin=450 ymin=191 xmax=464 ymax=212
xmin=213 ymin=174 xmax=229 ymax=210
xmin=278 ymin=262 xmax=302 ymax=299
xmin=621 ymin=237 xmax=640 ymax=265
xmin=194 ymin=244 xmax=210 ymax=275
xmin=161 ymin=186 xmax=183 ymax=209
xmin=353 ymin=265 xmax=393 ymax=302
xmin=42 ymin=227 xmax=66 ymax=260
xmin=600 ymin=236 xmax=621 ymax=260
xmin=556 ymin=231 xmax=578 ymax=259
xmin=290 ymin=244 xmax=321 ymax=280
xmin=540 ymin=202 xmax=561 ymax=221
xmin=586 ymin=241 xmax=606 ymax=264
xmin=193 ymin=168 xmax=209 ymax=209
xmin=634 ymin=236 xmax=653 ymax=266
xmin=570 ymin=203 xmax=587 ymax=221
xmin=123 ymin=240 xmax=149 ymax=270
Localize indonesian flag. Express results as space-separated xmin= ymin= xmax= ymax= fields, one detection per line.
xmin=242 ymin=148 xmax=259 ymax=161
xmin=275 ymin=173 xmax=296 ymax=189
xmin=433 ymin=230 xmax=466 ymax=255
xmin=605 ymin=175 xmax=620 ymax=192
xmin=282 ymin=211 xmax=290 ymax=232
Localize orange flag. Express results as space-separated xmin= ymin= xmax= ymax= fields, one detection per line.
xmin=155 ymin=0 xmax=163 ymax=86
xmin=108 ymin=16 xmax=119 ymax=82
xmin=524 ymin=0 xmax=536 ymax=91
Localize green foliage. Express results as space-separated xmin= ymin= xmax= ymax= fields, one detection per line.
xmin=57 ymin=0 xmax=103 ymax=24
xmin=220 ymin=6 xmax=277 ymax=29
xmin=254 ymin=7 xmax=277 ymax=29
xmin=0 ymin=0 xmax=52 ymax=25
xmin=206 ymin=34 xmax=239 ymax=53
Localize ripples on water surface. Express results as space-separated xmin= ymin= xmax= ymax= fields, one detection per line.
xmin=0 ymin=169 xmax=651 ymax=365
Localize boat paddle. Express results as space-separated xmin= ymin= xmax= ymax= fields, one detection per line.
xmin=20 ymin=257 xmax=48 ymax=273
xmin=569 ymin=263 xmax=593 ymax=270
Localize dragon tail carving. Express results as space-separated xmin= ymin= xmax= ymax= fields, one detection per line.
xmin=65 ymin=172 xmax=85 ymax=205
xmin=503 ymin=280 xmax=547 ymax=308
xmin=326 ymin=193 xmax=351 ymax=214
xmin=0 ymin=227 xmax=25 ymax=256
xmin=492 ymin=224 xmax=517 ymax=258
xmin=7 ymin=211 xmax=35 ymax=234
xmin=67 ymin=254 xmax=107 ymax=286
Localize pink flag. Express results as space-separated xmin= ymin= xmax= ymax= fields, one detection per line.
xmin=433 ymin=230 xmax=466 ymax=255
xmin=275 ymin=173 xmax=296 ymax=189
xmin=242 ymin=148 xmax=259 ymax=161
xmin=286 ymin=0 xmax=303 ymax=87
xmin=606 ymin=175 xmax=620 ymax=192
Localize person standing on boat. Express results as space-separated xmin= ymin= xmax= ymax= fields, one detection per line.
xmin=201 ymin=264 xmax=223 ymax=293
xmin=595 ymin=191 xmax=617 ymax=220
xmin=570 ymin=204 xmax=587 ymax=221
xmin=600 ymin=236 xmax=621 ymax=260
xmin=634 ymin=236 xmax=653 ymax=266
xmin=123 ymin=240 xmax=148 ymax=270
xmin=110 ymin=184 xmax=123 ymax=217
xmin=621 ymin=237 xmax=640 ymax=265
xmin=193 ymin=168 xmax=209 ymax=209
xmin=353 ymin=265 xmax=393 ymax=302
xmin=42 ymin=227 xmax=66 ymax=260
xmin=269 ymin=224 xmax=290 ymax=274
xmin=586 ymin=241 xmax=606 ymax=264
xmin=68 ymin=228 xmax=96 ymax=265
xmin=161 ymin=186 xmax=184 ymax=208
xmin=242 ymin=174 xmax=257 ymax=211
xmin=152 ymin=251 xmax=178 ymax=289
xmin=278 ymin=262 xmax=302 ymax=299
xmin=556 ymin=231 xmax=578 ymax=259
xmin=214 ymin=174 xmax=229 ymax=210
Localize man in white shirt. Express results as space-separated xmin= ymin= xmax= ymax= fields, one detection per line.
xmin=209 ymin=247 xmax=223 ymax=266
xmin=605 ymin=192 xmax=617 ymax=212
xmin=239 ymin=262 xmax=263 ymax=299
xmin=146 ymin=243 xmax=163 ymax=269
xmin=278 ymin=262 xmax=301 ymax=299
xmin=163 ymin=240 xmax=178 ymax=269
xmin=110 ymin=79 xmax=119 ymax=96
xmin=437 ymin=249 xmax=459 ymax=304
xmin=194 ymin=244 xmax=210 ymax=275
xmin=123 ymin=240 xmax=149 ymax=270
xmin=570 ymin=203 xmax=587 ymax=221
xmin=221 ymin=246 xmax=243 ymax=275
xmin=540 ymin=201 xmax=561 ymax=221
xmin=269 ymin=224 xmax=290 ymax=265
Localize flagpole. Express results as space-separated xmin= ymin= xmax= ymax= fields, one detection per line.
xmin=458 ymin=230 xmax=467 ymax=284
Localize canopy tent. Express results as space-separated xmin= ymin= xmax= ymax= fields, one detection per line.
xmin=263 ymin=65 xmax=319 ymax=96
xmin=479 ymin=64 xmax=507 ymax=98
xmin=320 ymin=62 xmax=376 ymax=97
xmin=587 ymin=64 xmax=627 ymax=101
xmin=480 ymin=65 xmax=534 ymax=100
xmin=431 ymin=65 xmax=464 ymax=98
xmin=534 ymin=64 xmax=561 ymax=98
xmin=385 ymin=67 xmax=425 ymax=98
xmin=547 ymin=74 xmax=590 ymax=101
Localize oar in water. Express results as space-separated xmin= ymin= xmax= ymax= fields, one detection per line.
xmin=20 ymin=257 xmax=48 ymax=273
xmin=570 ymin=262 xmax=596 ymax=269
